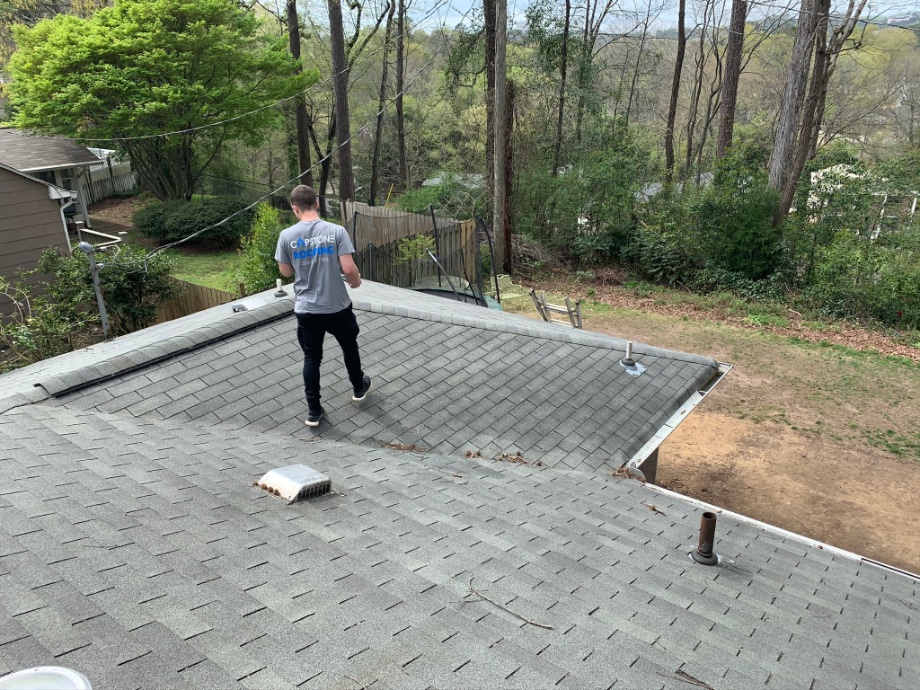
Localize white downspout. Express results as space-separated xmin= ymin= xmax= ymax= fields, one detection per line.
xmin=57 ymin=193 xmax=75 ymax=252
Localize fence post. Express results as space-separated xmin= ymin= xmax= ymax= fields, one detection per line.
xmin=429 ymin=205 xmax=441 ymax=287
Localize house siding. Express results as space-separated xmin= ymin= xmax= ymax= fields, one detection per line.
xmin=0 ymin=167 xmax=69 ymax=317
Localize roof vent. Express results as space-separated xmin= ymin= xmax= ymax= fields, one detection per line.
xmin=254 ymin=465 xmax=331 ymax=503
xmin=620 ymin=341 xmax=646 ymax=376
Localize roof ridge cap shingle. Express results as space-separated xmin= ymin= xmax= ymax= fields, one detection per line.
xmin=351 ymin=296 xmax=717 ymax=367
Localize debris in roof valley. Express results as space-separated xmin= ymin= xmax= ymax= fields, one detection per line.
xmin=0 ymin=281 xmax=917 ymax=689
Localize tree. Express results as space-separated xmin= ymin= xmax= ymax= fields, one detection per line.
xmin=664 ymin=0 xmax=686 ymax=181
xmin=8 ymin=0 xmax=312 ymax=200
xmin=716 ymin=0 xmax=747 ymax=157
xmin=492 ymin=0 xmax=508 ymax=271
xmin=768 ymin=0 xmax=820 ymax=193
xmin=287 ymin=0 xmax=314 ymax=187
xmin=328 ymin=0 xmax=355 ymax=207
xmin=370 ymin=0 xmax=396 ymax=206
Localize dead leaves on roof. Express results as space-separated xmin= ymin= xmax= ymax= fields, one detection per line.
xmin=643 ymin=503 xmax=666 ymax=516
xmin=612 ymin=466 xmax=646 ymax=483
xmin=381 ymin=441 xmax=427 ymax=452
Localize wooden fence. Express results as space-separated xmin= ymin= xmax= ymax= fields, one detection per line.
xmin=156 ymin=279 xmax=235 ymax=324
xmin=342 ymin=201 xmax=479 ymax=289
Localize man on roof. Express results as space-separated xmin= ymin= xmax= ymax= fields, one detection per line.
xmin=276 ymin=185 xmax=372 ymax=427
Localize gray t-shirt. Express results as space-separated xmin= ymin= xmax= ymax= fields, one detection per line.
xmin=275 ymin=219 xmax=356 ymax=314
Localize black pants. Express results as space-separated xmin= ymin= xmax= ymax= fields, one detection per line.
xmin=296 ymin=305 xmax=364 ymax=413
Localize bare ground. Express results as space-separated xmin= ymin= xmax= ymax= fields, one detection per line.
xmin=504 ymin=279 xmax=920 ymax=573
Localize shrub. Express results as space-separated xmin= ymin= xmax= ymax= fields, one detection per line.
xmin=0 ymin=246 xmax=178 ymax=369
xmin=134 ymin=196 xmax=254 ymax=248
xmin=237 ymin=203 xmax=283 ymax=294
xmin=690 ymin=146 xmax=781 ymax=280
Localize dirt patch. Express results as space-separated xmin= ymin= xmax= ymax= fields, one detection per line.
xmin=88 ymin=196 xmax=147 ymax=225
xmin=511 ymin=288 xmax=920 ymax=573
xmin=586 ymin=309 xmax=920 ymax=573
xmin=657 ymin=413 xmax=920 ymax=572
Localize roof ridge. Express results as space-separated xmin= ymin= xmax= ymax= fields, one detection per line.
xmin=350 ymin=294 xmax=717 ymax=367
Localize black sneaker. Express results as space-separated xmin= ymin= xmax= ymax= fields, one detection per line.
xmin=304 ymin=407 xmax=325 ymax=427
xmin=352 ymin=376 xmax=372 ymax=402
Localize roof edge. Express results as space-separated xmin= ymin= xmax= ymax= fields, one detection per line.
xmin=351 ymin=291 xmax=719 ymax=369
xmin=34 ymin=290 xmax=294 ymax=397
xmin=649 ymin=482 xmax=920 ymax=583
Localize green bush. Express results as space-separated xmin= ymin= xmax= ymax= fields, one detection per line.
xmin=514 ymin=125 xmax=651 ymax=265
xmin=691 ymin=146 xmax=781 ymax=280
xmin=134 ymin=197 xmax=254 ymax=249
xmin=803 ymin=230 xmax=920 ymax=328
xmin=0 ymin=246 xmax=178 ymax=369
xmin=237 ymin=203 xmax=283 ymax=294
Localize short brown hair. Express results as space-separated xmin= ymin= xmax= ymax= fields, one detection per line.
xmin=290 ymin=185 xmax=317 ymax=210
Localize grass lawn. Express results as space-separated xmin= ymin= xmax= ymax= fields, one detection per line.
xmin=170 ymin=251 xmax=240 ymax=293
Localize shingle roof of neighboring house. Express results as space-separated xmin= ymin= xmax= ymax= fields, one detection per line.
xmin=0 ymin=282 xmax=917 ymax=689
xmin=0 ymin=127 xmax=100 ymax=173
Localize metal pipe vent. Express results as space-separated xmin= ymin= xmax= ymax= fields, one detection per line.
xmin=254 ymin=465 xmax=331 ymax=503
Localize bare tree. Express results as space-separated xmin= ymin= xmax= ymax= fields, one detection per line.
xmin=484 ymin=0 xmax=496 ymax=203
xmin=287 ymin=0 xmax=314 ymax=187
xmin=665 ymin=0 xmax=687 ymax=182
xmin=328 ymin=0 xmax=355 ymax=207
xmin=768 ymin=0 xmax=820 ymax=193
xmin=370 ymin=0 xmax=396 ymax=205
xmin=552 ymin=0 xmax=572 ymax=177
xmin=716 ymin=0 xmax=747 ymax=157
xmin=493 ymin=0 xmax=508 ymax=271
xmin=396 ymin=0 xmax=409 ymax=187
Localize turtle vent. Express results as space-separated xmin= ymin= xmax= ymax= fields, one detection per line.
xmin=254 ymin=465 xmax=331 ymax=503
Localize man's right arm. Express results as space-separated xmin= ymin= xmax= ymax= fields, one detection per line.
xmin=339 ymin=253 xmax=361 ymax=289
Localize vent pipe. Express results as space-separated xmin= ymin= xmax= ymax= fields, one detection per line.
xmin=275 ymin=279 xmax=286 ymax=297
xmin=691 ymin=512 xmax=719 ymax=565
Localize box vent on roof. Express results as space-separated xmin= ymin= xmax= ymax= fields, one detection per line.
xmin=254 ymin=465 xmax=331 ymax=503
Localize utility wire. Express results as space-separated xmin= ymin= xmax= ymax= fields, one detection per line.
xmin=141 ymin=0 xmax=472 ymax=261
xmin=74 ymin=0 xmax=458 ymax=144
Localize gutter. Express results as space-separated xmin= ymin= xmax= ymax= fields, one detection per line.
xmin=627 ymin=362 xmax=732 ymax=477
xmin=49 ymin=186 xmax=75 ymax=251
xmin=648 ymin=481 xmax=920 ymax=583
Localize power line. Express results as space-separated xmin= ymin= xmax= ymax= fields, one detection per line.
xmin=142 ymin=0 xmax=473 ymax=261
xmin=745 ymin=0 xmax=920 ymax=37
xmin=73 ymin=0 xmax=457 ymax=144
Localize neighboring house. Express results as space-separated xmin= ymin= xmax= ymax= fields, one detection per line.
xmin=0 ymin=162 xmax=73 ymax=317
xmin=0 ymin=127 xmax=100 ymax=228
xmin=0 ymin=282 xmax=916 ymax=688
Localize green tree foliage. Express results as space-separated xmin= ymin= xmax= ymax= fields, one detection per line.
xmin=0 ymin=246 xmax=178 ymax=369
xmin=133 ymin=197 xmax=255 ymax=249
xmin=692 ymin=146 xmax=781 ymax=280
xmin=237 ymin=202 xmax=283 ymax=294
xmin=7 ymin=0 xmax=315 ymax=200
xmin=514 ymin=123 xmax=651 ymax=265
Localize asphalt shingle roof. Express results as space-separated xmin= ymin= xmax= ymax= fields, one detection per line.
xmin=0 ymin=281 xmax=916 ymax=689
xmin=47 ymin=305 xmax=716 ymax=474
xmin=0 ymin=128 xmax=100 ymax=172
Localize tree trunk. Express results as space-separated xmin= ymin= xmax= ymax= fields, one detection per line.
xmin=328 ymin=0 xmax=355 ymax=208
xmin=370 ymin=1 xmax=395 ymax=206
xmin=395 ymin=0 xmax=408 ymax=187
xmin=484 ymin=0 xmax=496 ymax=204
xmin=624 ymin=10 xmax=651 ymax=128
xmin=492 ymin=0 xmax=507 ymax=271
xmin=776 ymin=0 xmax=829 ymax=223
xmin=552 ymin=0 xmax=571 ymax=177
xmin=287 ymin=0 xmax=313 ymax=187
xmin=716 ymin=0 xmax=747 ymax=158
xmin=768 ymin=0 xmax=820 ymax=193
xmin=503 ymin=79 xmax=514 ymax=273
xmin=664 ymin=0 xmax=686 ymax=183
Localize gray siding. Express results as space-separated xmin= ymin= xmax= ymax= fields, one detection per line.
xmin=0 ymin=167 xmax=69 ymax=317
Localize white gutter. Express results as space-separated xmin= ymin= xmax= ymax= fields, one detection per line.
xmin=648 ymin=481 xmax=920 ymax=582
xmin=627 ymin=362 xmax=733 ymax=471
